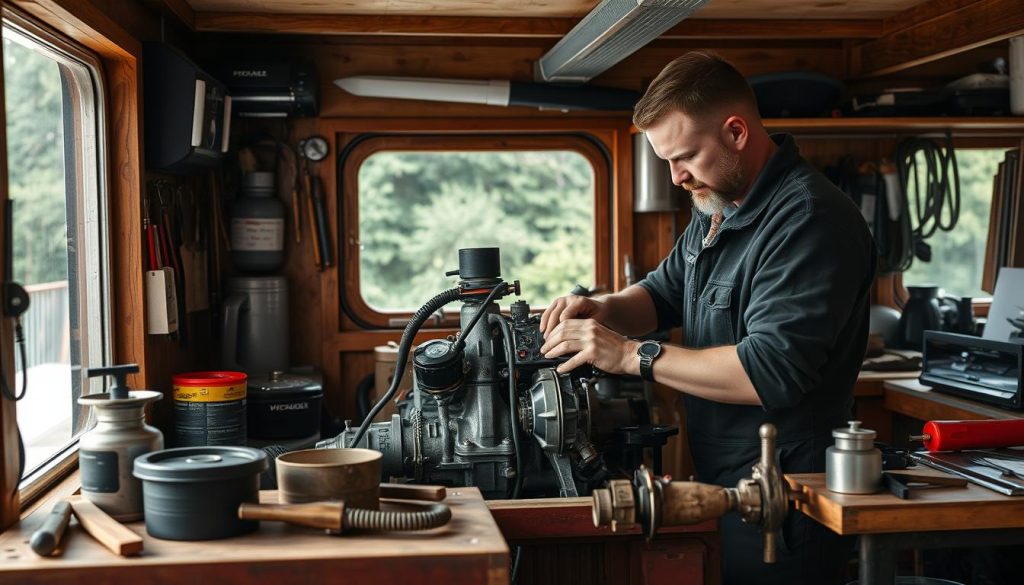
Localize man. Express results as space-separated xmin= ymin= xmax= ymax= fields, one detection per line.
xmin=539 ymin=51 xmax=875 ymax=584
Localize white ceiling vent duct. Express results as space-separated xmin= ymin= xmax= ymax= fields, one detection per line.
xmin=537 ymin=0 xmax=711 ymax=83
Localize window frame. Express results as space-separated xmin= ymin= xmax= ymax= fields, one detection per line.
xmin=338 ymin=133 xmax=613 ymax=330
xmin=2 ymin=6 xmax=112 ymax=503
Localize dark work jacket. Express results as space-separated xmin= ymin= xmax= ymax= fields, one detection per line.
xmin=637 ymin=134 xmax=875 ymax=583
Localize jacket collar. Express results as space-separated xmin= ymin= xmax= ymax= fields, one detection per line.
xmin=698 ymin=133 xmax=800 ymax=231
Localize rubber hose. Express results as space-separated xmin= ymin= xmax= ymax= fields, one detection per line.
xmin=490 ymin=313 xmax=523 ymax=499
xmin=259 ymin=444 xmax=293 ymax=490
xmin=349 ymin=288 xmax=462 ymax=447
xmin=344 ymin=502 xmax=452 ymax=531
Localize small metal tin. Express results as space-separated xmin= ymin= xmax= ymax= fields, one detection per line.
xmin=826 ymin=421 xmax=882 ymax=494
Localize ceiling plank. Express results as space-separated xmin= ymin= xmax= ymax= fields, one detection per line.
xmin=160 ymin=0 xmax=196 ymax=30
xmin=851 ymin=0 xmax=1024 ymax=77
xmin=194 ymin=12 xmax=881 ymax=39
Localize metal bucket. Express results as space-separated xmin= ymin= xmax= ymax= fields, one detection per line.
xmin=275 ymin=448 xmax=382 ymax=508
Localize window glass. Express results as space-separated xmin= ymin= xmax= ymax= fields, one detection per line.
xmin=357 ymin=150 xmax=595 ymax=310
xmin=903 ymin=149 xmax=1003 ymax=299
xmin=3 ymin=19 xmax=109 ymax=478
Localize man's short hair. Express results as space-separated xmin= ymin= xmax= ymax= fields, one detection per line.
xmin=633 ymin=51 xmax=758 ymax=131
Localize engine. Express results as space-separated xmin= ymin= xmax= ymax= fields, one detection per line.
xmin=317 ymin=247 xmax=676 ymax=499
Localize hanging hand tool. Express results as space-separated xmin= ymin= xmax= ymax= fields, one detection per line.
xmin=309 ymin=171 xmax=333 ymax=268
xmin=29 ymin=500 xmax=72 ymax=556
xmin=303 ymin=161 xmax=323 ymax=269
xmin=910 ymin=419 xmax=1024 ymax=452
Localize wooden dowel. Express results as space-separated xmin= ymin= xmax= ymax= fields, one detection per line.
xmin=68 ymin=497 xmax=144 ymax=557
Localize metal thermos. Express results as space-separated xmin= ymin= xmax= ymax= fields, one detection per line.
xmin=78 ymin=364 xmax=163 ymax=521
xmin=221 ymin=275 xmax=289 ymax=375
xmin=826 ymin=420 xmax=881 ymax=494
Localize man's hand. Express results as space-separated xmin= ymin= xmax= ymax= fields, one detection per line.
xmin=540 ymin=295 xmax=610 ymax=340
xmin=540 ymin=318 xmax=641 ymax=375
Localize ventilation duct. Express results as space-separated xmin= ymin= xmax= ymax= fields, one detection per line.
xmin=537 ymin=0 xmax=711 ymax=83
xmin=633 ymin=132 xmax=684 ymax=213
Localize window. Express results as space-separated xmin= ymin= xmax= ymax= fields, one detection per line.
xmin=903 ymin=148 xmax=1004 ymax=299
xmin=3 ymin=11 xmax=110 ymax=487
xmin=341 ymin=134 xmax=610 ymax=328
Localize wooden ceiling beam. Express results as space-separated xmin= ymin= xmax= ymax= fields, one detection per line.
xmin=851 ymin=0 xmax=1024 ymax=77
xmin=193 ymin=12 xmax=881 ymax=40
xmin=160 ymin=0 xmax=196 ymax=30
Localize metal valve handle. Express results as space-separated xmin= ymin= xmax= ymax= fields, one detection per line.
xmin=592 ymin=423 xmax=790 ymax=564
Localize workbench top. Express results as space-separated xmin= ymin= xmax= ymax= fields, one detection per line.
xmin=787 ymin=470 xmax=1024 ymax=536
xmin=0 ymin=488 xmax=509 ymax=585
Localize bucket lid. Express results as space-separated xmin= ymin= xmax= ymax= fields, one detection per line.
xmin=173 ymin=371 xmax=247 ymax=387
xmin=247 ymin=370 xmax=323 ymax=399
xmin=133 ymin=446 xmax=267 ymax=482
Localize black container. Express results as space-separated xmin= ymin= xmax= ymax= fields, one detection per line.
xmin=246 ymin=371 xmax=323 ymax=441
xmin=898 ymin=285 xmax=943 ymax=350
xmin=133 ymin=446 xmax=267 ymax=540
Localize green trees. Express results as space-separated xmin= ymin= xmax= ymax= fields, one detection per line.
xmin=3 ymin=34 xmax=68 ymax=286
xmin=357 ymin=149 xmax=595 ymax=310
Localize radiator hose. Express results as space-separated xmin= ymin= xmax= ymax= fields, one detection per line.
xmin=345 ymin=502 xmax=452 ymax=531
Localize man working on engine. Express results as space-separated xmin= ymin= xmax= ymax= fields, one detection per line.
xmin=539 ymin=51 xmax=875 ymax=585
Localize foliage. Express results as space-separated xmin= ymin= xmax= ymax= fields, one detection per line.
xmin=3 ymin=33 xmax=69 ymax=285
xmin=357 ymin=150 xmax=595 ymax=310
xmin=903 ymin=149 xmax=1004 ymax=298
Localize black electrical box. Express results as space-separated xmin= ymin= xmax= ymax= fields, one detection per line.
xmin=215 ymin=58 xmax=319 ymax=118
xmin=143 ymin=42 xmax=230 ymax=173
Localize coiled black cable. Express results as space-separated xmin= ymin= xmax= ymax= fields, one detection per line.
xmin=895 ymin=133 xmax=961 ymax=244
xmin=490 ymin=314 xmax=523 ymax=499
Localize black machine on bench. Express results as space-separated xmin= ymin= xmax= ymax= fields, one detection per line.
xmin=317 ymin=247 xmax=676 ymax=499
xmin=920 ymin=330 xmax=1024 ymax=409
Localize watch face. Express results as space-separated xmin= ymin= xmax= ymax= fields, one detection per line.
xmin=638 ymin=341 xmax=661 ymax=358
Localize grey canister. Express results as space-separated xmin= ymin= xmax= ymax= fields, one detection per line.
xmin=133 ymin=446 xmax=267 ymax=540
xmin=222 ymin=275 xmax=289 ymax=375
xmin=826 ymin=421 xmax=882 ymax=494
xmin=230 ymin=171 xmax=285 ymax=272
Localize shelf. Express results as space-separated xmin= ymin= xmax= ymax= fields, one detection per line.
xmin=763 ymin=117 xmax=1024 ymax=137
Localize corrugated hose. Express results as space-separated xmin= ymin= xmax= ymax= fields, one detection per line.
xmin=345 ymin=502 xmax=452 ymax=532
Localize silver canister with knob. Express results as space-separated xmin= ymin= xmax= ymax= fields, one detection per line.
xmin=78 ymin=364 xmax=163 ymax=521
xmin=826 ymin=420 xmax=882 ymax=494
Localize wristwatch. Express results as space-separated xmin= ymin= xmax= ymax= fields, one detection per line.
xmin=637 ymin=340 xmax=663 ymax=382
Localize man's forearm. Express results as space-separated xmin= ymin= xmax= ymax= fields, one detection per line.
xmin=596 ymin=285 xmax=658 ymax=336
xmin=624 ymin=343 xmax=761 ymax=405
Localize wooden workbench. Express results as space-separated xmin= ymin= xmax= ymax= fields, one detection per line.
xmin=787 ymin=471 xmax=1024 ymax=584
xmin=0 ymin=487 xmax=509 ymax=585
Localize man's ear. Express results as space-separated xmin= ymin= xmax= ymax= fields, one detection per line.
xmin=721 ymin=115 xmax=749 ymax=151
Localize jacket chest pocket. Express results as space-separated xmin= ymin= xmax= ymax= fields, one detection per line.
xmin=696 ymin=281 xmax=736 ymax=346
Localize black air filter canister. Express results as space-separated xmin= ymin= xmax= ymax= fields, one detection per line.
xmin=246 ymin=371 xmax=323 ymax=441
xmin=413 ymin=339 xmax=464 ymax=396
xmin=458 ymin=247 xmax=501 ymax=280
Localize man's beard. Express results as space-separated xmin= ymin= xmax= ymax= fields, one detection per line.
xmin=686 ymin=151 xmax=746 ymax=216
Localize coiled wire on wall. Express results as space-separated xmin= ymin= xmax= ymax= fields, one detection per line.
xmin=895 ymin=133 xmax=961 ymax=262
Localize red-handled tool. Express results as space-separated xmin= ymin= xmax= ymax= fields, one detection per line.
xmin=910 ymin=419 xmax=1024 ymax=451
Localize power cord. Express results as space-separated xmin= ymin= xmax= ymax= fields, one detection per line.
xmin=895 ymin=133 xmax=961 ymax=264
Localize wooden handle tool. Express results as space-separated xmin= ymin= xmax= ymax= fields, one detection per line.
xmin=239 ymin=501 xmax=344 ymax=532
xmin=380 ymin=483 xmax=446 ymax=502
xmin=68 ymin=497 xmax=144 ymax=556
xmin=30 ymin=500 xmax=72 ymax=556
